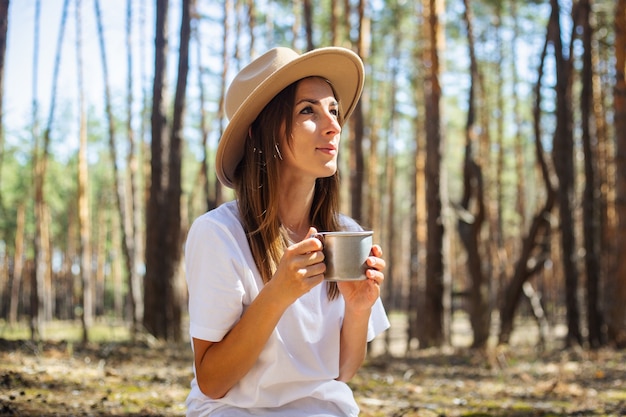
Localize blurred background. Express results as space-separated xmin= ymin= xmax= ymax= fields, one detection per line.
xmin=0 ymin=0 xmax=625 ymax=355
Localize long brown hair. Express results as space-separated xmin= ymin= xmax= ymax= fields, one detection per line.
xmin=233 ymin=77 xmax=343 ymax=300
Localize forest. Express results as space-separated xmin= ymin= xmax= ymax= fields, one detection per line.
xmin=1 ymin=0 xmax=626 ymax=415
xmin=0 ymin=0 xmax=625 ymax=386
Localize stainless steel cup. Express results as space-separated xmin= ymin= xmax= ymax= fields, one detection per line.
xmin=316 ymin=231 xmax=373 ymax=281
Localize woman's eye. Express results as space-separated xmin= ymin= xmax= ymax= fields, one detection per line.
xmin=300 ymin=106 xmax=313 ymax=114
xmin=330 ymin=108 xmax=339 ymax=117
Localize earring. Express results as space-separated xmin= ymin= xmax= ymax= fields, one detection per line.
xmin=273 ymin=143 xmax=283 ymax=160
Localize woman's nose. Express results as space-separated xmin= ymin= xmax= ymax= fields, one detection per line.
xmin=323 ymin=111 xmax=341 ymax=135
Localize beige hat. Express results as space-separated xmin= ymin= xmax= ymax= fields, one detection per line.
xmin=215 ymin=46 xmax=365 ymax=188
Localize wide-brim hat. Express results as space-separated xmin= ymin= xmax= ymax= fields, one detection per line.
xmin=216 ymin=46 xmax=365 ymax=188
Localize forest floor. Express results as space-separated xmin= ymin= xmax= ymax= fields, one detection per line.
xmin=1 ymin=315 xmax=625 ymax=417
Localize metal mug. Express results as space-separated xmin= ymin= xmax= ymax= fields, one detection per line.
xmin=315 ymin=231 xmax=373 ymax=281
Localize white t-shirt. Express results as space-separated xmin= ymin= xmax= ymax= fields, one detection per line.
xmin=184 ymin=201 xmax=390 ymax=417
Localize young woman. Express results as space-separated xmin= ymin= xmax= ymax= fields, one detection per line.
xmin=184 ymin=46 xmax=390 ymax=417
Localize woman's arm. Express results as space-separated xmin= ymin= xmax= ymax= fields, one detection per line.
xmin=336 ymin=245 xmax=385 ymax=381
xmin=193 ymin=282 xmax=291 ymax=399
xmin=193 ymin=228 xmax=325 ymax=399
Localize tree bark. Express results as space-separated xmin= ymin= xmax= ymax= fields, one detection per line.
xmin=94 ymin=0 xmax=142 ymax=336
xmin=579 ymin=0 xmax=604 ymax=348
xmin=33 ymin=0 xmax=69 ymax=340
xmin=499 ymin=22 xmax=556 ymax=345
xmin=0 ymin=0 xmax=8 ymax=217
xmin=550 ymin=0 xmax=582 ymax=347
xmin=348 ymin=0 xmax=367 ymax=225
xmin=144 ymin=0 xmax=190 ymax=341
xmin=145 ymin=0 xmax=170 ymax=340
xmin=303 ymin=0 xmax=313 ymax=50
xmin=608 ymin=0 xmax=626 ymax=348
xmin=9 ymin=203 xmax=24 ymax=324
xmin=125 ymin=0 xmax=144 ymax=334
xmin=75 ymin=0 xmax=93 ymax=343
xmin=419 ymin=0 xmax=445 ymax=348
xmin=457 ymin=0 xmax=490 ymax=349
xmin=213 ymin=0 xmax=232 ymax=207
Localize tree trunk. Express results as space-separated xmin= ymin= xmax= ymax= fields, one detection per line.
xmin=75 ymin=0 xmax=93 ymax=344
xmin=144 ymin=0 xmax=190 ymax=341
xmin=0 ymin=0 xmax=8 ymax=216
xmin=125 ymin=0 xmax=144 ymax=334
xmin=408 ymin=0 xmax=427 ymax=351
xmin=608 ymin=0 xmax=626 ymax=348
xmin=94 ymin=0 xmax=142 ymax=336
xmin=166 ymin=0 xmax=191 ymax=342
xmin=94 ymin=207 xmax=107 ymax=317
xmin=348 ymin=0 xmax=367 ymax=225
xmin=579 ymin=0 xmax=604 ymax=348
xmin=499 ymin=23 xmax=556 ymax=345
xmin=213 ymin=0 xmax=232 ymax=208
xmin=550 ymin=0 xmax=582 ymax=347
xmin=145 ymin=0 xmax=170 ymax=340
xmin=419 ymin=0 xmax=445 ymax=348
xmin=381 ymin=24 xmax=400 ymax=352
xmin=330 ymin=0 xmax=339 ymax=45
xmin=9 ymin=203 xmax=25 ymax=324
xmin=192 ymin=25 xmax=211 ymax=213
xmin=303 ymin=0 xmax=313 ymax=50
xmin=32 ymin=0 xmax=68 ymax=340
xmin=511 ymin=0 xmax=527 ymax=261
xmin=458 ymin=0 xmax=490 ymax=349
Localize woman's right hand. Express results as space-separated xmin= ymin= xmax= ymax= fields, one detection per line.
xmin=267 ymin=227 xmax=326 ymax=306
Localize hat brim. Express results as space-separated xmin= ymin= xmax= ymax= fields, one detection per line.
xmin=216 ymin=47 xmax=364 ymax=188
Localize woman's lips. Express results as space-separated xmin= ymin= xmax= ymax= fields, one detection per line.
xmin=317 ymin=144 xmax=337 ymax=154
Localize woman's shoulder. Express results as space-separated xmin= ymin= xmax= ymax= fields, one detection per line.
xmin=189 ymin=200 xmax=242 ymax=232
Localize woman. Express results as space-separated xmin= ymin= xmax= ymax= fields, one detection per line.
xmin=184 ymin=46 xmax=390 ymax=416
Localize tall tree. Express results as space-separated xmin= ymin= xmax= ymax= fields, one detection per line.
xmin=75 ymin=0 xmax=93 ymax=343
xmin=408 ymin=0 xmax=427 ymax=349
xmin=32 ymin=0 xmax=69 ymax=340
xmin=144 ymin=0 xmax=191 ymax=341
xmin=213 ymin=0 xmax=232 ymax=207
xmin=94 ymin=0 xmax=142 ymax=336
xmin=303 ymin=0 xmax=313 ymax=50
xmin=550 ymin=0 xmax=582 ymax=347
xmin=145 ymin=0 xmax=170 ymax=339
xmin=608 ymin=0 xmax=626 ymax=348
xmin=419 ymin=0 xmax=445 ymax=348
xmin=0 ymin=0 xmax=10 ymax=320
xmin=579 ymin=0 xmax=603 ymax=348
xmin=125 ymin=0 xmax=144 ymax=333
xmin=499 ymin=10 xmax=556 ymax=344
xmin=0 ymin=0 xmax=8 ymax=217
xmin=192 ymin=13 xmax=210 ymax=213
xmin=457 ymin=0 xmax=490 ymax=349
xmin=380 ymin=5 xmax=402 ymax=351
xmin=348 ymin=0 xmax=367 ymax=224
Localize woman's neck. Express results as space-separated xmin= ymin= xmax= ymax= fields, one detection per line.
xmin=278 ymin=183 xmax=316 ymax=243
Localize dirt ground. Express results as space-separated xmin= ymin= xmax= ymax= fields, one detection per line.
xmin=1 ymin=322 xmax=626 ymax=417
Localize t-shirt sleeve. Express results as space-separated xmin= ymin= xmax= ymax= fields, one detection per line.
xmin=184 ymin=213 xmax=251 ymax=343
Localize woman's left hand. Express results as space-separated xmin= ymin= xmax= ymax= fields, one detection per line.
xmin=337 ymin=244 xmax=385 ymax=312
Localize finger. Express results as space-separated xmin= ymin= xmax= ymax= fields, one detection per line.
xmin=366 ymin=268 xmax=384 ymax=284
xmin=367 ymin=255 xmax=386 ymax=271
xmin=370 ymin=244 xmax=383 ymax=258
xmin=301 ymin=248 xmax=325 ymax=266
xmin=290 ymin=234 xmax=323 ymax=254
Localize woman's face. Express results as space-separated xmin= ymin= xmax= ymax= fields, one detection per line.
xmin=278 ymin=77 xmax=341 ymax=185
